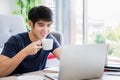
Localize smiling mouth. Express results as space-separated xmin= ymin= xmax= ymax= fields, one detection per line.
xmin=40 ymin=33 xmax=47 ymax=37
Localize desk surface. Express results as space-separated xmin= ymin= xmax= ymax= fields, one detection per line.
xmin=1 ymin=70 xmax=120 ymax=80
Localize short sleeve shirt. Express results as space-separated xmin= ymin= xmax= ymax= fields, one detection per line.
xmin=1 ymin=32 xmax=60 ymax=75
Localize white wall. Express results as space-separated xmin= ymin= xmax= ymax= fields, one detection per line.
xmin=0 ymin=0 xmax=17 ymax=14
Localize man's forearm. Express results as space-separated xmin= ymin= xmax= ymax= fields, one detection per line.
xmin=0 ymin=51 xmax=28 ymax=77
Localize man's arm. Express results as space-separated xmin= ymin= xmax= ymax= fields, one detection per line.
xmin=52 ymin=47 xmax=61 ymax=60
xmin=0 ymin=51 xmax=28 ymax=77
xmin=0 ymin=40 xmax=42 ymax=77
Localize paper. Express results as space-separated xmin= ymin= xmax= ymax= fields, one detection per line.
xmin=17 ymin=75 xmax=45 ymax=80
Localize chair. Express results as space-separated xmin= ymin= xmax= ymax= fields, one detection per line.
xmin=0 ymin=14 xmax=27 ymax=53
xmin=50 ymin=32 xmax=63 ymax=45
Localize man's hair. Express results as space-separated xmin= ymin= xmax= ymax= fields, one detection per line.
xmin=28 ymin=6 xmax=53 ymax=25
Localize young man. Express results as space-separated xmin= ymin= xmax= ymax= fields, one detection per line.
xmin=0 ymin=6 xmax=60 ymax=77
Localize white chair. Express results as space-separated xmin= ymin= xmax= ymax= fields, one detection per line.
xmin=0 ymin=14 xmax=27 ymax=53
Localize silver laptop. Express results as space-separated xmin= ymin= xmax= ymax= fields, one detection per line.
xmin=59 ymin=44 xmax=107 ymax=80
xmin=45 ymin=44 xmax=107 ymax=80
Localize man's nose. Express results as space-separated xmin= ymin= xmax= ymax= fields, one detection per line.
xmin=43 ymin=26 xmax=48 ymax=32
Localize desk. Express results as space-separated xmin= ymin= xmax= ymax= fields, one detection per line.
xmin=1 ymin=71 xmax=120 ymax=80
xmin=0 ymin=70 xmax=51 ymax=80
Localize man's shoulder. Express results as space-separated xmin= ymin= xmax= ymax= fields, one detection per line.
xmin=47 ymin=33 xmax=54 ymax=39
xmin=16 ymin=32 xmax=28 ymax=37
xmin=9 ymin=32 xmax=28 ymax=42
xmin=14 ymin=32 xmax=28 ymax=39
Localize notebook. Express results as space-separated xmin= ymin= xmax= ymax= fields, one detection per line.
xmin=45 ymin=44 xmax=107 ymax=80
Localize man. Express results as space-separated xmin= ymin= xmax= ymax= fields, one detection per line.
xmin=0 ymin=6 xmax=60 ymax=77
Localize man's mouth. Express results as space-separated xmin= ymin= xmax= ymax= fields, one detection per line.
xmin=40 ymin=33 xmax=47 ymax=37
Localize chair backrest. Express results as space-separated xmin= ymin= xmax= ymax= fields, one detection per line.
xmin=0 ymin=14 xmax=27 ymax=53
xmin=50 ymin=32 xmax=63 ymax=45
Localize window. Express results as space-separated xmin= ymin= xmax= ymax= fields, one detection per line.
xmin=42 ymin=0 xmax=120 ymax=65
xmin=74 ymin=0 xmax=83 ymax=44
xmin=72 ymin=0 xmax=120 ymax=65
xmin=87 ymin=0 xmax=120 ymax=65
xmin=42 ymin=0 xmax=56 ymax=31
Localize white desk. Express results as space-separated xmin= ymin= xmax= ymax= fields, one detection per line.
xmin=1 ymin=70 xmax=120 ymax=80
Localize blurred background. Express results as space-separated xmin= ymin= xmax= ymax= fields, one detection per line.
xmin=0 ymin=0 xmax=120 ymax=65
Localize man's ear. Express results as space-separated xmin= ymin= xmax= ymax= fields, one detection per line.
xmin=28 ymin=20 xmax=33 ymax=29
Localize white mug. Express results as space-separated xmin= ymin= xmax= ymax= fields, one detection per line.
xmin=41 ymin=39 xmax=53 ymax=50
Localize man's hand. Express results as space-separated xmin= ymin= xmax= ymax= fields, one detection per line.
xmin=21 ymin=40 xmax=42 ymax=56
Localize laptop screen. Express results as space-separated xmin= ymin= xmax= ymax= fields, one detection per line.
xmin=59 ymin=44 xmax=107 ymax=80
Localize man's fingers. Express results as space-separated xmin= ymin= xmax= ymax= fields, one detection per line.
xmin=33 ymin=40 xmax=41 ymax=46
xmin=36 ymin=46 xmax=42 ymax=51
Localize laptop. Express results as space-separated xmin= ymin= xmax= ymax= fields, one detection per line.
xmin=45 ymin=44 xmax=107 ymax=80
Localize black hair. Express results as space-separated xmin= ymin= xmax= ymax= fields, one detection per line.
xmin=28 ymin=6 xmax=53 ymax=25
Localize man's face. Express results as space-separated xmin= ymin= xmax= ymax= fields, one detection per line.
xmin=30 ymin=20 xmax=52 ymax=40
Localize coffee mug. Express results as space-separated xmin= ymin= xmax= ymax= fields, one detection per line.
xmin=41 ymin=39 xmax=53 ymax=50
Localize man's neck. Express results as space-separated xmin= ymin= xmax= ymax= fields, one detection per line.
xmin=28 ymin=31 xmax=40 ymax=42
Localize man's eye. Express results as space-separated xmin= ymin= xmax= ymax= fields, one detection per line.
xmin=47 ymin=24 xmax=51 ymax=27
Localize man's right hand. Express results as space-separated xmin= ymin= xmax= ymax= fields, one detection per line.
xmin=20 ymin=40 xmax=42 ymax=56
